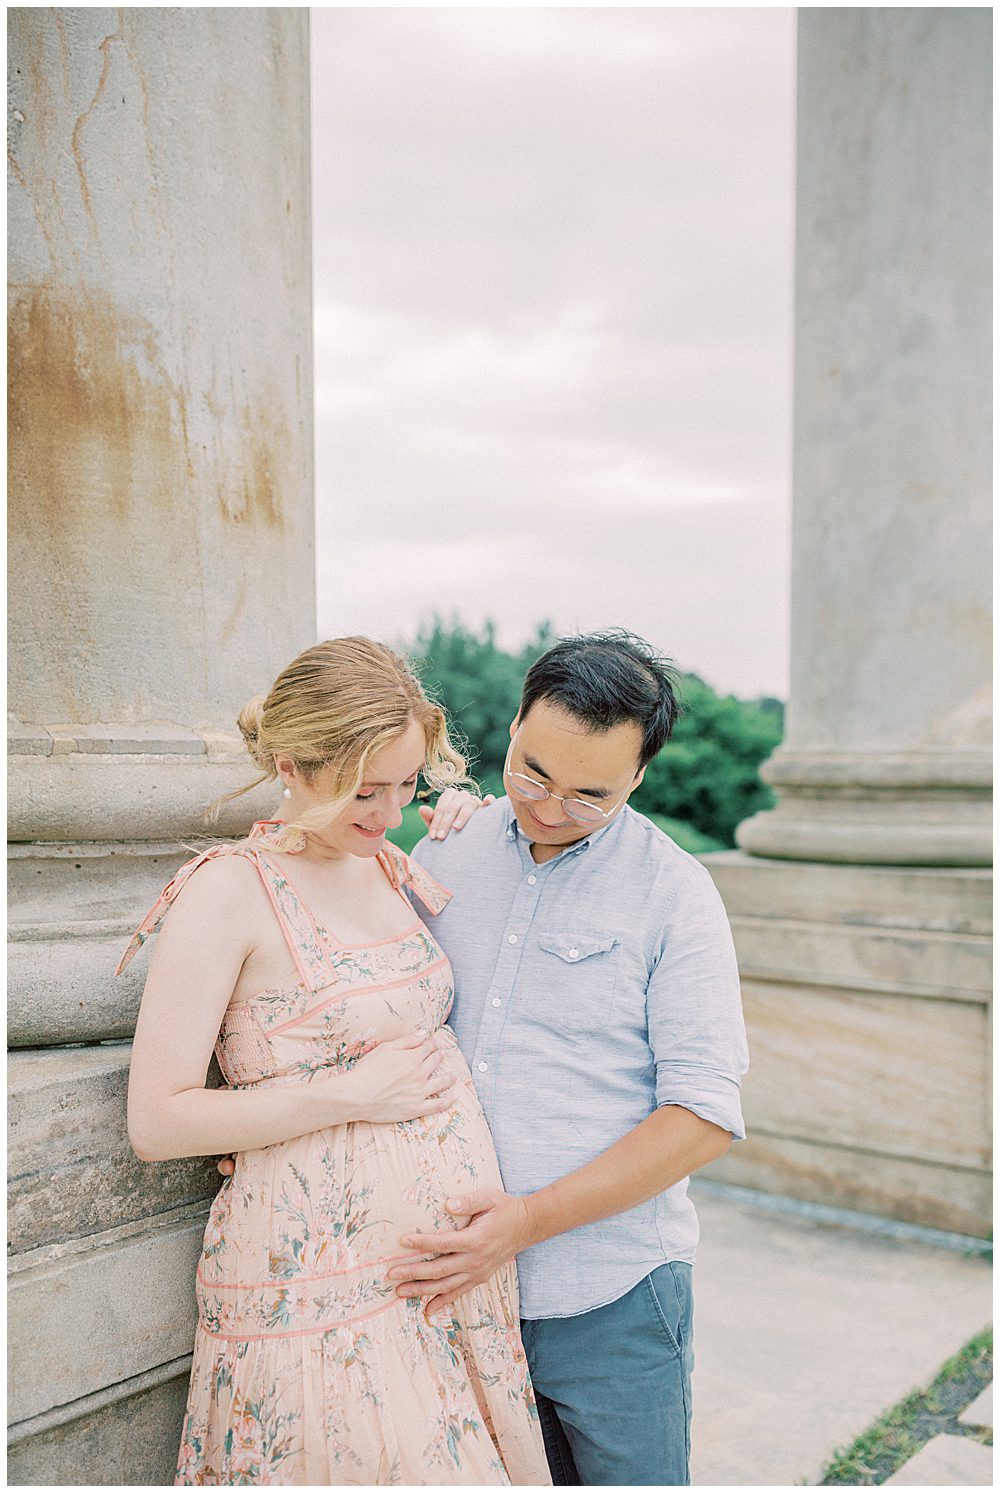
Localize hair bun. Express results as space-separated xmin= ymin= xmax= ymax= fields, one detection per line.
xmin=237 ymin=696 xmax=270 ymax=768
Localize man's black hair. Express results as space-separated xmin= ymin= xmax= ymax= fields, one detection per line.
xmin=518 ymin=629 xmax=681 ymax=771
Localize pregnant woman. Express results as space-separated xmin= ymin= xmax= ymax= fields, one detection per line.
xmin=118 ymin=637 xmax=550 ymax=1486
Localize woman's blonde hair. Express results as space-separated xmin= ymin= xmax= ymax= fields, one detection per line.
xmin=212 ymin=637 xmax=472 ymax=849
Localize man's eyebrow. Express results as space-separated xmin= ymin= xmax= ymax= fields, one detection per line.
xmin=522 ymin=754 xmax=611 ymax=799
xmin=360 ymin=764 xmax=423 ymax=787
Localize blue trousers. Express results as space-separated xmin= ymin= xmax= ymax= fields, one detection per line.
xmin=519 ymin=1263 xmax=694 ymax=1486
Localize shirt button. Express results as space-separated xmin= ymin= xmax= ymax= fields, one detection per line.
xmin=527 ymin=874 xmax=537 ymax=885
xmin=507 ymin=934 xmax=518 ymax=944
xmin=491 ymin=997 xmax=501 ymax=1008
xmin=477 ymin=1061 xmax=488 ymax=1072
xmin=568 ymin=947 xmax=579 ymax=959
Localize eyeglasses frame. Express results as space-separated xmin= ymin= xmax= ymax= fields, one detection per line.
xmin=502 ymin=728 xmax=637 ymax=826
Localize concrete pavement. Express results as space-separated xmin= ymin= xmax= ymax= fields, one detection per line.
xmin=688 ymin=1180 xmax=992 ymax=1486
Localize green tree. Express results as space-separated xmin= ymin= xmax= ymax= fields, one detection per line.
xmin=631 ymin=675 xmax=783 ymax=845
xmin=409 ymin=616 xmax=556 ymax=793
xmin=405 ymin=621 xmax=783 ymax=849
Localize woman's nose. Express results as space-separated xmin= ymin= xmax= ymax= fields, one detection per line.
xmin=384 ymin=797 xmax=404 ymax=829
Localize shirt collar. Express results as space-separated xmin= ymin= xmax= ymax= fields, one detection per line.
xmin=502 ymin=796 xmax=627 ymax=858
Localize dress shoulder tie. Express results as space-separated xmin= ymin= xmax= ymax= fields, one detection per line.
xmin=114 ymin=846 xmax=234 ymax=976
xmin=377 ymin=842 xmax=453 ymax=916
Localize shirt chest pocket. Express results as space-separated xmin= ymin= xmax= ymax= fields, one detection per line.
xmin=532 ymin=931 xmax=622 ymax=1038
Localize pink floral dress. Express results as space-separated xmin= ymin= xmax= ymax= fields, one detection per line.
xmin=117 ymin=821 xmax=550 ymax=1486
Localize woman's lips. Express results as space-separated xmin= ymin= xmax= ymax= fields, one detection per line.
xmin=354 ymin=824 xmax=386 ymax=839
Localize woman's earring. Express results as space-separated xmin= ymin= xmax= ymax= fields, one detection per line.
xmin=283 ymin=786 xmax=292 ymax=799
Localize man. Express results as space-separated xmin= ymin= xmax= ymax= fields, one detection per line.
xmin=391 ymin=630 xmax=749 ymax=1486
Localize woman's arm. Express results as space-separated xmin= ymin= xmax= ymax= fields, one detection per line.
xmin=127 ymin=858 xmax=454 ymax=1162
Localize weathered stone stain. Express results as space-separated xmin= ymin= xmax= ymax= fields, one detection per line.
xmin=215 ymin=405 xmax=289 ymax=532
xmin=8 ymin=283 xmax=185 ymax=531
xmin=9 ymin=285 xmax=287 ymax=538
xmin=67 ymin=11 xmax=125 ymax=231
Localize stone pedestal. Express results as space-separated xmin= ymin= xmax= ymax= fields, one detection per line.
xmin=704 ymin=855 xmax=991 ymax=1235
xmin=707 ymin=9 xmax=992 ymax=1237
xmin=7 ymin=10 xmax=314 ymax=1482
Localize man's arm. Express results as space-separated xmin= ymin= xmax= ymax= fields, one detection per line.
xmin=391 ymin=859 xmax=748 ymax=1316
xmin=389 ymin=1103 xmax=731 ymax=1316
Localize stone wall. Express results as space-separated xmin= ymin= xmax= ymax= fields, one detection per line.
xmin=7 ymin=10 xmax=315 ymax=1483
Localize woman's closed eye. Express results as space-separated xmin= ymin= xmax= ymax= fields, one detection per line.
xmin=356 ymin=776 xmax=418 ymax=801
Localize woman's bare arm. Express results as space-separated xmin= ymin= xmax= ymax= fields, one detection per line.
xmin=127 ymin=858 xmax=454 ymax=1162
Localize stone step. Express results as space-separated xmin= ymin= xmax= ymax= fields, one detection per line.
xmin=730 ymin=916 xmax=990 ymax=1002
xmin=8 ymin=933 xmax=144 ymax=1046
xmin=8 ymin=1203 xmax=207 ymax=1425
xmin=709 ymin=1132 xmax=990 ymax=1239
xmin=7 ymin=1356 xmax=190 ymax=1486
xmin=8 ymin=1044 xmax=220 ymax=1253
xmin=884 ymin=1433 xmax=993 ymax=1485
xmin=706 ymin=854 xmax=991 ymax=936
xmin=958 ymin=1384 xmax=994 ymax=1429
xmin=737 ymin=979 xmax=991 ymax=1170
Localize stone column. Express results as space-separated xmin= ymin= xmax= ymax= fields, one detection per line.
xmin=7 ymin=9 xmax=314 ymax=1482
xmin=738 ymin=8 xmax=991 ymax=869
xmin=705 ymin=9 xmax=991 ymax=1236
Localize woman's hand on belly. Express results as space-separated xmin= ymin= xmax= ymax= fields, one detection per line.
xmin=347 ymin=1030 xmax=458 ymax=1123
xmin=214 ymin=1030 xmax=457 ymax=1175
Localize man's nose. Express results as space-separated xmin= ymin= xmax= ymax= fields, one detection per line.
xmin=532 ymin=795 xmax=567 ymax=825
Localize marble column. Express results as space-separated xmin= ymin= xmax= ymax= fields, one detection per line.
xmin=705 ymin=9 xmax=991 ymax=1236
xmin=7 ymin=10 xmax=314 ymax=1481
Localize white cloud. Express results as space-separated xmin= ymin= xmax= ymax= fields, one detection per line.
xmin=310 ymin=7 xmax=795 ymax=695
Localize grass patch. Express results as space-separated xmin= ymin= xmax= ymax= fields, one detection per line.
xmin=820 ymin=1326 xmax=993 ymax=1485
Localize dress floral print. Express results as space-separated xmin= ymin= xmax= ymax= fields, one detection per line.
xmin=118 ymin=822 xmax=550 ymax=1486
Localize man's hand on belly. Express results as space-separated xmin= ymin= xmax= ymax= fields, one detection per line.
xmin=391 ymin=1106 xmax=732 ymax=1316
xmin=390 ymin=1188 xmax=534 ymax=1318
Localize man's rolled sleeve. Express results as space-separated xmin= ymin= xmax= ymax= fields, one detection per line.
xmin=647 ymin=863 xmax=749 ymax=1141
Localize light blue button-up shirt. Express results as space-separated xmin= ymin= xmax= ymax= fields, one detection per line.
xmin=410 ymin=797 xmax=748 ymax=1320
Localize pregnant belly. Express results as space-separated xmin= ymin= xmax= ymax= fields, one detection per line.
xmin=196 ymin=1053 xmax=500 ymax=1339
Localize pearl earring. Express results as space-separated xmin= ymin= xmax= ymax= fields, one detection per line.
xmin=283 ymin=786 xmax=292 ymax=799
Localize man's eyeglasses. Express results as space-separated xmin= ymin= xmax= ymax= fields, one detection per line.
xmin=502 ymin=730 xmax=634 ymax=826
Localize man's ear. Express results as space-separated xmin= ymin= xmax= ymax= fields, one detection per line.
xmin=509 ymin=715 xmax=520 ymax=741
xmin=632 ymin=764 xmax=646 ymax=790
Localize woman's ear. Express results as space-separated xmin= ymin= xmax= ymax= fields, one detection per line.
xmin=274 ymin=754 xmax=297 ymax=783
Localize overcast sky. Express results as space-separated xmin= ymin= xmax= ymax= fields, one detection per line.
xmin=310 ymin=7 xmax=796 ymax=698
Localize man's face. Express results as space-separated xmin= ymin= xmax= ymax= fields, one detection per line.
xmin=504 ymin=699 xmax=646 ymax=854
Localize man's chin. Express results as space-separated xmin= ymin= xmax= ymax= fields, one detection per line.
xmin=517 ymin=808 xmax=577 ymax=841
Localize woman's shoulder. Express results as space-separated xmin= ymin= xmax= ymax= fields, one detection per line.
xmin=170 ymin=847 xmax=264 ymax=906
xmin=116 ymin=843 xmax=266 ymax=975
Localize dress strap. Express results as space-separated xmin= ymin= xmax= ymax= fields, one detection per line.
xmin=377 ymin=842 xmax=452 ymax=916
xmin=241 ymin=845 xmax=338 ymax=990
xmin=115 ymin=846 xmax=235 ymax=976
xmin=115 ymin=830 xmax=337 ymax=992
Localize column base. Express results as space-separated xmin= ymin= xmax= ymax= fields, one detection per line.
xmin=737 ymin=750 xmax=992 ymax=865
xmin=9 ymin=722 xmax=279 ymax=842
